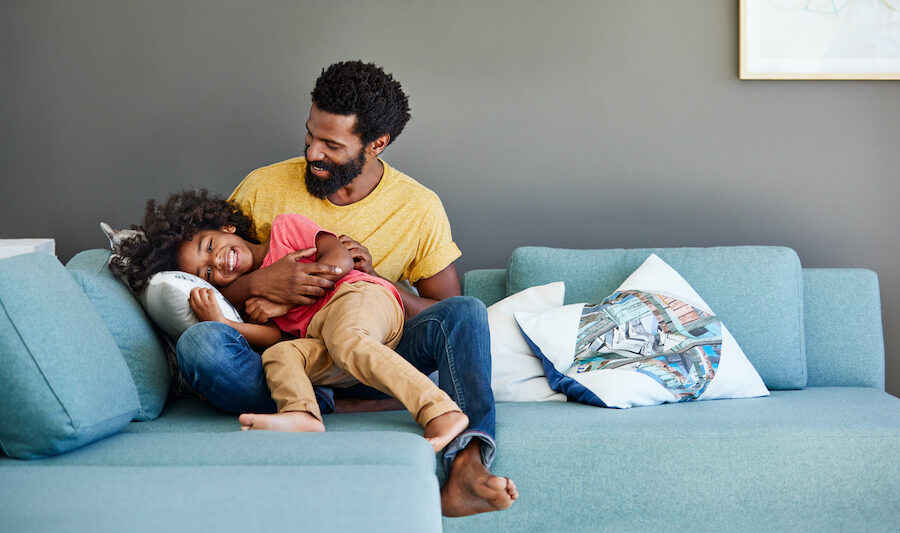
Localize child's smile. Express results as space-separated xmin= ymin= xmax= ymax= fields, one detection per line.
xmin=176 ymin=226 xmax=263 ymax=287
xmin=224 ymin=247 xmax=239 ymax=274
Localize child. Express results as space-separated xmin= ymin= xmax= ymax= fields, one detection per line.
xmin=113 ymin=190 xmax=468 ymax=452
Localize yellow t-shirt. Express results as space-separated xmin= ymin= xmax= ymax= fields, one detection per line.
xmin=229 ymin=157 xmax=461 ymax=283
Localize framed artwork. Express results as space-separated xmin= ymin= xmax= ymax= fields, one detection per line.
xmin=740 ymin=0 xmax=900 ymax=79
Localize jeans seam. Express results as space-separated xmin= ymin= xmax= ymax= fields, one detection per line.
xmin=412 ymin=315 xmax=466 ymax=413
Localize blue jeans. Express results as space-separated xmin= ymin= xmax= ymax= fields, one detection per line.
xmin=176 ymin=296 xmax=496 ymax=468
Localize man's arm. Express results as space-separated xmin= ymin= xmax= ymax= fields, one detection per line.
xmin=219 ymin=248 xmax=341 ymax=311
xmin=339 ymin=235 xmax=460 ymax=318
xmin=402 ymin=264 xmax=461 ymax=317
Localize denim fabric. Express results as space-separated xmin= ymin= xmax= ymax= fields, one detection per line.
xmin=394 ymin=297 xmax=496 ymax=470
xmin=175 ymin=296 xmax=497 ymax=468
xmin=176 ymin=321 xmax=276 ymax=414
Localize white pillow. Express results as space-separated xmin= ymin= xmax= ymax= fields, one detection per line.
xmin=488 ymin=282 xmax=567 ymax=402
xmin=514 ymin=254 xmax=769 ymax=408
xmin=139 ymin=271 xmax=242 ymax=339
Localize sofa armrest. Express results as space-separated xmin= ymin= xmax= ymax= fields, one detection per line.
xmin=462 ymin=269 xmax=507 ymax=307
xmin=803 ymin=268 xmax=885 ymax=389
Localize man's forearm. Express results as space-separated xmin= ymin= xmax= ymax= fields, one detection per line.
xmin=221 ymin=251 xmax=339 ymax=310
xmin=395 ymin=286 xmax=439 ymax=318
xmin=399 ymin=264 xmax=461 ymax=318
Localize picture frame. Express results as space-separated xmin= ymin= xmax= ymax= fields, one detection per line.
xmin=739 ymin=0 xmax=900 ymax=79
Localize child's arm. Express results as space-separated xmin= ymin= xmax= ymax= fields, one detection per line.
xmin=313 ymin=232 xmax=355 ymax=283
xmin=189 ymin=288 xmax=282 ymax=348
xmin=245 ymin=296 xmax=293 ymax=323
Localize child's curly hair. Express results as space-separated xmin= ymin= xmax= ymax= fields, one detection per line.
xmin=110 ymin=190 xmax=257 ymax=293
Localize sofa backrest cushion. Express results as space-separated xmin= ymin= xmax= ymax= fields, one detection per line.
xmin=507 ymin=246 xmax=806 ymax=390
xmin=0 ymin=253 xmax=140 ymax=458
xmin=67 ymin=249 xmax=170 ymax=421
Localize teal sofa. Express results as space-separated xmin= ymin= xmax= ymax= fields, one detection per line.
xmin=1 ymin=246 xmax=898 ymax=532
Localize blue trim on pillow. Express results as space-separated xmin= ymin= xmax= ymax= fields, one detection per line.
xmin=517 ymin=323 xmax=609 ymax=408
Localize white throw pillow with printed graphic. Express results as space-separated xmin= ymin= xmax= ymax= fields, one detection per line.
xmin=514 ymin=254 xmax=769 ymax=408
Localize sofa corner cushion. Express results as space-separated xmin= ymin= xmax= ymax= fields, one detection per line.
xmin=67 ymin=250 xmax=170 ymax=421
xmin=507 ymin=246 xmax=806 ymax=390
xmin=0 ymin=253 xmax=140 ymax=459
xmin=64 ymin=248 xmax=114 ymax=276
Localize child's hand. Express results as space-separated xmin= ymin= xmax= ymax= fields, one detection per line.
xmin=189 ymin=287 xmax=227 ymax=323
xmin=339 ymin=235 xmax=376 ymax=276
xmin=245 ymin=297 xmax=292 ymax=323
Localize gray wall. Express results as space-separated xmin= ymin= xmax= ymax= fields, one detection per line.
xmin=2 ymin=1 xmax=898 ymax=396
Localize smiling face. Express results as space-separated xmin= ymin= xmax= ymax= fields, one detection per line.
xmin=176 ymin=226 xmax=256 ymax=287
xmin=304 ymin=103 xmax=371 ymax=199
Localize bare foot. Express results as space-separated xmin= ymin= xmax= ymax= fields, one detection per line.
xmin=238 ymin=411 xmax=325 ymax=432
xmin=424 ymin=411 xmax=469 ymax=453
xmin=441 ymin=440 xmax=518 ymax=517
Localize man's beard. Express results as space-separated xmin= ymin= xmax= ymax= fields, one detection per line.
xmin=305 ymin=148 xmax=367 ymax=199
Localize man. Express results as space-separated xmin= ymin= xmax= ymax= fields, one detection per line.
xmin=176 ymin=60 xmax=517 ymax=517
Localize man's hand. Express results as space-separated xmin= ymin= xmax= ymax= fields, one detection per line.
xmin=245 ymin=297 xmax=293 ymax=323
xmin=255 ymin=248 xmax=340 ymax=305
xmin=339 ymin=235 xmax=376 ymax=276
xmin=189 ymin=288 xmax=227 ymax=323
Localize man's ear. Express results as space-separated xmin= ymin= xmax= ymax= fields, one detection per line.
xmin=368 ymin=134 xmax=391 ymax=157
xmin=221 ymin=225 xmax=236 ymax=233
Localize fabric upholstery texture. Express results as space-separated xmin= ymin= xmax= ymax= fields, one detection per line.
xmin=803 ymin=268 xmax=885 ymax=388
xmin=443 ymin=388 xmax=900 ymax=533
xmin=3 ymin=245 xmax=896 ymax=533
xmin=66 ymin=249 xmax=170 ymax=421
xmin=0 ymin=464 xmax=441 ymax=533
xmin=0 ymin=403 xmax=441 ymax=532
xmin=507 ymin=246 xmax=806 ymax=390
xmin=462 ymin=268 xmax=507 ymax=307
xmin=0 ymin=253 xmax=139 ymax=459
xmin=0 ymin=424 xmax=435 ymax=470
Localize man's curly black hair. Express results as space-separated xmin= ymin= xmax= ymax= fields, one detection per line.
xmin=109 ymin=190 xmax=257 ymax=293
xmin=311 ymin=60 xmax=411 ymax=146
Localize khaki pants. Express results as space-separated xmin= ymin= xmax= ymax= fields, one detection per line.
xmin=261 ymin=281 xmax=459 ymax=427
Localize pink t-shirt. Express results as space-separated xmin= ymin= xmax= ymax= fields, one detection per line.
xmin=262 ymin=214 xmax=403 ymax=337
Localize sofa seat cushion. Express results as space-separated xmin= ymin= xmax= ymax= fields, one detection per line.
xmin=0 ymin=409 xmax=441 ymax=532
xmin=4 ymin=428 xmax=436 ymax=471
xmin=507 ymin=246 xmax=806 ymax=390
xmin=118 ymin=398 xmax=430 ymax=437
xmin=442 ymin=387 xmax=900 ymax=533
xmin=66 ymin=249 xmax=170 ymax=421
xmin=0 ymin=464 xmax=441 ymax=533
xmin=0 ymin=253 xmax=140 ymax=459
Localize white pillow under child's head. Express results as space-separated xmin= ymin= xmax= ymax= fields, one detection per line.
xmin=140 ymin=271 xmax=242 ymax=339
